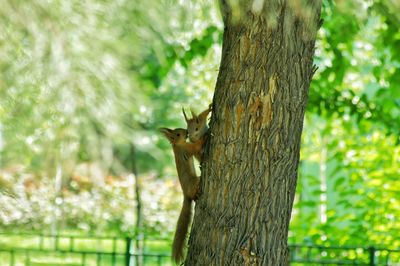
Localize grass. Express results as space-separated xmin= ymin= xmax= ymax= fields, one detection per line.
xmin=0 ymin=233 xmax=172 ymax=266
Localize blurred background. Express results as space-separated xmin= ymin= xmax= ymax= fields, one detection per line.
xmin=0 ymin=0 xmax=399 ymax=265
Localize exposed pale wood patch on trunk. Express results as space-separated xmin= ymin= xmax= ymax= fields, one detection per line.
xmin=240 ymin=34 xmax=250 ymax=61
xmin=261 ymin=73 xmax=278 ymax=128
xmin=249 ymin=96 xmax=262 ymax=132
xmin=241 ymin=247 xmax=259 ymax=266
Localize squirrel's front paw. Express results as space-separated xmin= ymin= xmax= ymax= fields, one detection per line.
xmin=193 ymin=183 xmax=201 ymax=201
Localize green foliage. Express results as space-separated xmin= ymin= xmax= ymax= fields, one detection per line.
xmin=310 ymin=0 xmax=400 ymax=139
xmin=290 ymin=1 xmax=400 ymax=249
xmin=0 ymin=0 xmax=139 ymax=176
xmin=291 ymin=114 xmax=400 ymax=248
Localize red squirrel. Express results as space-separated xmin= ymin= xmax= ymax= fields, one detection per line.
xmin=160 ymin=128 xmax=202 ymax=264
xmin=160 ymin=105 xmax=211 ymax=264
xmin=182 ymin=105 xmax=211 ymax=162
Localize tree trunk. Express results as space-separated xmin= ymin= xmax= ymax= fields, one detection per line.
xmin=186 ymin=1 xmax=321 ymax=265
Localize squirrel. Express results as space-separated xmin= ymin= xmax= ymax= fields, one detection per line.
xmin=182 ymin=105 xmax=211 ymax=163
xmin=160 ymin=106 xmax=211 ymax=264
xmin=159 ymin=127 xmax=202 ymax=264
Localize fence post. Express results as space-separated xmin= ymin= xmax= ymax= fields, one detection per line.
xmin=10 ymin=250 xmax=15 ymax=266
xmin=125 ymin=237 xmax=132 ymax=266
xmin=369 ymin=246 xmax=375 ymax=266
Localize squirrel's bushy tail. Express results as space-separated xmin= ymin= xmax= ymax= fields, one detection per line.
xmin=172 ymin=197 xmax=192 ymax=264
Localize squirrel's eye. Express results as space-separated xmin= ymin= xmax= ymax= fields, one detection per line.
xmin=177 ymin=134 xmax=180 ymax=136
xmin=195 ymin=128 xmax=198 ymax=131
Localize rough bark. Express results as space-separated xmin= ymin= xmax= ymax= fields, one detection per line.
xmin=185 ymin=1 xmax=321 ymax=265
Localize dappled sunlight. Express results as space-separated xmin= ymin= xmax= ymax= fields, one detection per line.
xmin=0 ymin=0 xmax=399 ymax=264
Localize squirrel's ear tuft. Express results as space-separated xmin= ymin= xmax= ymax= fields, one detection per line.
xmin=159 ymin=128 xmax=172 ymax=138
xmin=182 ymin=108 xmax=189 ymax=122
xmin=159 ymin=127 xmax=171 ymax=133
xmin=199 ymin=107 xmax=211 ymax=120
xmin=190 ymin=109 xmax=197 ymax=119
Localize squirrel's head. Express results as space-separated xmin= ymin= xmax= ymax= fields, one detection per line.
xmin=160 ymin=128 xmax=188 ymax=145
xmin=182 ymin=106 xmax=211 ymax=142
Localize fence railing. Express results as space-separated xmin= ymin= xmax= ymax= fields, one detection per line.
xmin=290 ymin=244 xmax=400 ymax=266
xmin=0 ymin=232 xmax=399 ymax=265
xmin=0 ymin=232 xmax=170 ymax=266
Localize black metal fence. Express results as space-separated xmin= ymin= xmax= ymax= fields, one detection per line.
xmin=0 ymin=232 xmax=399 ymax=265
xmin=290 ymin=244 xmax=400 ymax=265
xmin=0 ymin=233 xmax=169 ymax=266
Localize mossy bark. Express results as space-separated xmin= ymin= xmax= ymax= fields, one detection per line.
xmin=186 ymin=1 xmax=321 ymax=265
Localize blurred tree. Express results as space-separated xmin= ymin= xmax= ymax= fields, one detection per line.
xmin=0 ymin=0 xmax=137 ymax=176
xmin=0 ymin=0 xmax=220 ymax=176
xmin=290 ymin=0 xmax=400 ymax=249
xmin=0 ymin=0 xmax=220 ymax=235
xmin=186 ymin=0 xmax=321 ymax=264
